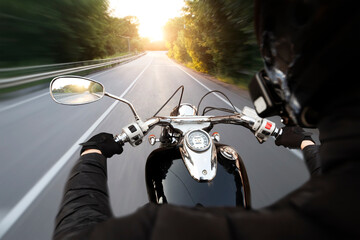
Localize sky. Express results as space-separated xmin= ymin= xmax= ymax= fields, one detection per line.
xmin=108 ymin=0 xmax=185 ymax=42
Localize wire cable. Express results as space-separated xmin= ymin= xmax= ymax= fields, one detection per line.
xmin=153 ymin=85 xmax=184 ymax=117
xmin=197 ymin=90 xmax=237 ymax=115
xmin=202 ymin=106 xmax=236 ymax=116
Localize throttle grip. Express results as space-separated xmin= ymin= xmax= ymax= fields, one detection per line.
xmin=272 ymin=127 xmax=283 ymax=139
xmin=114 ymin=133 xmax=127 ymax=145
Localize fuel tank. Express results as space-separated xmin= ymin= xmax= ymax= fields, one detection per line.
xmin=145 ymin=144 xmax=251 ymax=208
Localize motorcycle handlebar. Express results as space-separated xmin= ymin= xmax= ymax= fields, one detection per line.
xmin=114 ymin=132 xmax=129 ymax=145
xmin=114 ymin=109 xmax=282 ymax=145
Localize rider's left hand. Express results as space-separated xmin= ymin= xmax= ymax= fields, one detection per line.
xmin=80 ymin=132 xmax=123 ymax=158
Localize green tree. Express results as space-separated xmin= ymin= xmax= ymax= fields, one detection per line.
xmin=164 ymin=0 xmax=262 ymax=84
xmin=164 ymin=17 xmax=189 ymax=61
xmin=0 ymin=0 xmax=143 ymax=67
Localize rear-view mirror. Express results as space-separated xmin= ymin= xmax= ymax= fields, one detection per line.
xmin=50 ymin=76 xmax=104 ymax=105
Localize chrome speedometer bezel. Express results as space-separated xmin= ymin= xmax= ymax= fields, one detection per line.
xmin=185 ymin=129 xmax=211 ymax=152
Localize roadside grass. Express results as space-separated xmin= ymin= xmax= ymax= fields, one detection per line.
xmin=183 ymin=61 xmax=252 ymax=90
xmin=0 ymin=58 xmax=55 ymax=69
xmin=93 ymin=52 xmax=130 ymax=60
xmin=215 ymin=74 xmax=251 ymax=90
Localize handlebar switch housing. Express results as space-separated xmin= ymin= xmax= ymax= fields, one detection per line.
xmin=254 ymin=119 xmax=276 ymax=143
xmin=123 ymin=122 xmax=144 ymax=146
xmin=242 ymin=106 xmax=276 ymax=143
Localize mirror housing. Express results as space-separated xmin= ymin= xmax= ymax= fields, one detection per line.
xmin=50 ymin=75 xmax=142 ymax=121
xmin=50 ymin=76 xmax=104 ymax=105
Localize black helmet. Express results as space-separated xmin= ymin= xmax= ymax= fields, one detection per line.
xmin=249 ymin=0 xmax=360 ymax=127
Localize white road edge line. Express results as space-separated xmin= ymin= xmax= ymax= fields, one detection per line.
xmin=175 ymin=65 xmax=242 ymax=113
xmin=0 ymin=92 xmax=49 ymax=114
xmin=289 ymin=149 xmax=303 ymax=159
xmin=0 ymin=58 xmax=153 ymax=239
xmin=175 ymin=64 xmax=303 ymax=160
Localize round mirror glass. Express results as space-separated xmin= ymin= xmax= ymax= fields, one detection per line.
xmin=50 ymin=76 xmax=104 ymax=105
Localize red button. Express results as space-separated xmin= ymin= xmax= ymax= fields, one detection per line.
xmin=265 ymin=122 xmax=272 ymax=130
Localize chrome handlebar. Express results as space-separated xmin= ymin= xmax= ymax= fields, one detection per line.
xmin=115 ymin=107 xmax=281 ymax=145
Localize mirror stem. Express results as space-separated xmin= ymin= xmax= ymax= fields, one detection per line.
xmin=105 ymin=92 xmax=140 ymax=121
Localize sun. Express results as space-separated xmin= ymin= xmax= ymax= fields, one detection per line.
xmin=138 ymin=18 xmax=164 ymax=42
xmin=108 ymin=0 xmax=184 ymax=42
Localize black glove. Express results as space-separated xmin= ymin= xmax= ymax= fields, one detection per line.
xmin=275 ymin=126 xmax=314 ymax=149
xmin=80 ymin=132 xmax=123 ymax=158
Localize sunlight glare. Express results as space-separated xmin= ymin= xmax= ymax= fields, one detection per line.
xmin=108 ymin=0 xmax=184 ymax=42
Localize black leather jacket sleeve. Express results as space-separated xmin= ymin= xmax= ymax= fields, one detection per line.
xmin=302 ymin=145 xmax=321 ymax=176
xmin=53 ymin=153 xmax=112 ymax=240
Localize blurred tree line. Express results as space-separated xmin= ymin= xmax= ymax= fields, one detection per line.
xmin=0 ymin=0 xmax=144 ymax=67
xmin=164 ymin=0 xmax=262 ymax=86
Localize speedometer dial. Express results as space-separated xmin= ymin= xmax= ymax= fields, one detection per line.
xmin=186 ymin=130 xmax=211 ymax=152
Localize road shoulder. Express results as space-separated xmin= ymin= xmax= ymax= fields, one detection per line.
xmin=169 ymin=58 xmax=251 ymax=101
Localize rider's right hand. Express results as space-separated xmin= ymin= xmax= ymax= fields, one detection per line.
xmin=80 ymin=132 xmax=123 ymax=158
xmin=275 ymin=126 xmax=314 ymax=149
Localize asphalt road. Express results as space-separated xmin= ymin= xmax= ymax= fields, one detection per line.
xmin=0 ymin=52 xmax=311 ymax=240
xmin=52 ymin=92 xmax=101 ymax=105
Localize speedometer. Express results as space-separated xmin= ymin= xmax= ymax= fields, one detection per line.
xmin=186 ymin=130 xmax=211 ymax=152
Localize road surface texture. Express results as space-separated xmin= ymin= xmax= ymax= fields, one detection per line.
xmin=0 ymin=52 xmax=313 ymax=240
